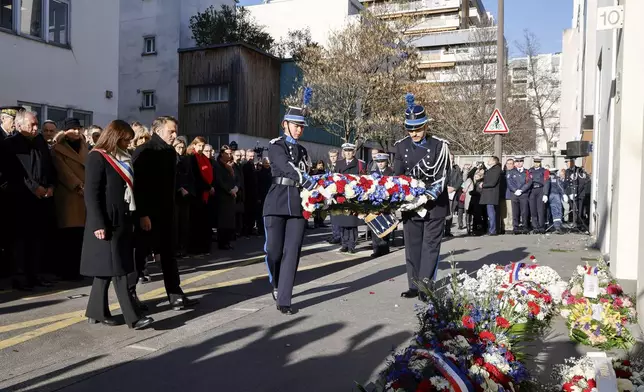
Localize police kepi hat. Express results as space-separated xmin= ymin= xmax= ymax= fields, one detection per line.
xmin=0 ymin=106 xmax=24 ymax=118
xmin=341 ymin=143 xmax=356 ymax=151
xmin=283 ymin=106 xmax=308 ymax=127
xmin=513 ymin=155 xmax=525 ymax=161
xmin=374 ymin=153 xmax=389 ymax=161
xmin=533 ymin=155 xmax=543 ymax=162
xmin=404 ymin=93 xmax=429 ymax=131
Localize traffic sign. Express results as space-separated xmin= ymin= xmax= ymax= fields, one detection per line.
xmin=483 ymin=108 xmax=509 ymax=134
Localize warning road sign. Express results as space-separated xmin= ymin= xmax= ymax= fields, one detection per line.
xmin=483 ymin=108 xmax=510 ymax=134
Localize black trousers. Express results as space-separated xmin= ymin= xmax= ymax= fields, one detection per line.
xmin=57 ymin=227 xmax=84 ymax=279
xmin=403 ymin=217 xmax=444 ymax=291
xmin=341 ymin=227 xmax=358 ymax=250
xmin=174 ymin=197 xmax=191 ymax=254
xmin=188 ymin=199 xmax=211 ymax=254
xmin=511 ymin=194 xmax=530 ymax=231
xmin=529 ymin=187 xmax=546 ymax=230
xmin=131 ymin=222 xmax=183 ymax=301
xmin=242 ymin=203 xmax=257 ymax=235
xmin=371 ymin=231 xmax=390 ymax=255
xmin=445 ymin=196 xmax=458 ymax=233
xmin=13 ymin=235 xmax=42 ymax=283
xmin=263 ymin=215 xmax=306 ymax=307
xmin=86 ymin=276 xmax=140 ymax=326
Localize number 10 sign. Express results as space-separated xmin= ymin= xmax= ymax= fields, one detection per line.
xmin=597 ymin=5 xmax=624 ymax=30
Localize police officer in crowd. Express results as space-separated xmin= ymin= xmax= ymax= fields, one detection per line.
xmin=370 ymin=153 xmax=393 ymax=257
xmin=528 ymin=156 xmax=550 ymax=234
xmin=549 ymin=166 xmax=567 ymax=234
xmin=394 ymin=94 xmax=450 ymax=300
xmin=263 ymin=105 xmax=312 ymax=315
xmin=506 ymin=155 xmax=532 ymax=234
xmin=564 ymin=157 xmax=590 ymax=228
xmin=334 ymin=143 xmax=364 ymax=253
xmin=0 ymin=106 xmax=20 ymax=141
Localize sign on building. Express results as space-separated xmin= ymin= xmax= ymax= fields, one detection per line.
xmin=597 ymin=6 xmax=624 ymax=30
xmin=483 ymin=108 xmax=510 ymax=134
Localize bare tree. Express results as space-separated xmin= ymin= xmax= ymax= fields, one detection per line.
xmin=285 ymin=11 xmax=420 ymax=145
xmin=515 ymin=29 xmax=561 ymax=153
xmin=415 ymin=27 xmax=535 ymax=154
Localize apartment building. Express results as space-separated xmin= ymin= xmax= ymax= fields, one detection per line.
xmin=509 ymin=53 xmax=562 ymax=154
xmin=361 ymin=0 xmax=498 ymax=83
xmin=0 ymin=0 xmax=119 ymax=127
xmin=559 ymin=0 xmax=644 ymax=329
xmin=118 ymin=0 xmax=234 ymax=125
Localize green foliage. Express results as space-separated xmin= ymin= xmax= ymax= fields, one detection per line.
xmin=189 ymin=5 xmax=274 ymax=52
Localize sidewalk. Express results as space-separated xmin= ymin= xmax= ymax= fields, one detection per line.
xmin=0 ymin=233 xmax=618 ymax=391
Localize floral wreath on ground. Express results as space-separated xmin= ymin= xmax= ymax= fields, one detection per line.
xmin=560 ymin=261 xmax=637 ymax=350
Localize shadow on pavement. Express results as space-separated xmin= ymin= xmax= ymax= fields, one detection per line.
xmin=0 ymin=299 xmax=67 ymax=316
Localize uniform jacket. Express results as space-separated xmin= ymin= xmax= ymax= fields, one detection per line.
xmin=334 ymin=158 xmax=363 ymax=227
xmin=80 ymin=151 xmax=135 ymax=277
xmin=263 ymin=136 xmax=309 ymax=217
xmin=549 ymin=175 xmax=566 ymax=197
xmin=528 ymin=166 xmax=551 ymax=194
xmin=213 ymin=159 xmax=237 ymax=230
xmin=370 ymin=166 xmax=394 ymax=176
xmin=565 ymin=166 xmax=589 ymax=197
xmin=393 ymin=135 xmax=450 ymax=220
xmin=132 ymin=133 xmax=177 ymax=226
xmin=506 ymin=167 xmax=532 ymax=197
xmin=51 ymin=134 xmax=89 ymax=228
xmin=479 ymin=163 xmax=502 ymax=205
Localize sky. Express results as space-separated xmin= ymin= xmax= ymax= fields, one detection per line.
xmin=238 ymin=0 xmax=573 ymax=56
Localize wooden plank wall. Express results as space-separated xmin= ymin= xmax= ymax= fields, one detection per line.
xmin=178 ymin=44 xmax=281 ymax=142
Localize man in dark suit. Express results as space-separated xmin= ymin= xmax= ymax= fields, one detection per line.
xmin=130 ymin=116 xmax=198 ymax=311
xmin=334 ymin=143 xmax=364 ymax=253
xmin=394 ymin=94 xmax=451 ymax=300
xmin=479 ymin=156 xmax=502 ymax=235
xmin=242 ymin=149 xmax=259 ymax=236
xmin=263 ymin=106 xmax=312 ymax=315
xmin=1 ymin=110 xmax=56 ymax=290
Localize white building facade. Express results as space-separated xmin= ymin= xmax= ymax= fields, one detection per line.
xmin=0 ymin=0 xmax=119 ymax=127
xmin=560 ymin=0 xmax=644 ymax=329
xmin=118 ymin=0 xmax=234 ymax=125
xmin=509 ymin=53 xmax=562 ymax=155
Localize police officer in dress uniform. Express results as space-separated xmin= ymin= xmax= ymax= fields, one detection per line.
xmin=564 ymin=158 xmax=589 ymax=228
xmin=506 ymin=155 xmax=532 ymax=234
xmin=394 ymin=94 xmax=451 ymax=300
xmin=334 ymin=143 xmax=364 ymax=254
xmin=370 ymin=153 xmax=393 ymax=257
xmin=0 ymin=106 xmax=21 ymax=141
xmin=263 ymin=105 xmax=312 ymax=315
xmin=527 ymin=156 xmax=550 ymax=233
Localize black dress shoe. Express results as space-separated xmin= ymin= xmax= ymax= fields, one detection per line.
xmin=348 ymin=248 xmax=357 ymax=254
xmin=276 ymin=305 xmax=295 ymax=315
xmin=400 ymin=290 xmax=419 ymax=299
xmin=132 ymin=294 xmax=149 ymax=312
xmin=170 ymin=296 xmax=199 ymax=311
xmin=130 ymin=316 xmax=154 ymax=330
xmin=339 ymin=247 xmax=348 ymax=253
xmin=271 ymin=288 xmax=278 ymax=301
xmin=87 ymin=317 xmax=120 ymax=326
xmin=327 ymin=238 xmax=341 ymax=244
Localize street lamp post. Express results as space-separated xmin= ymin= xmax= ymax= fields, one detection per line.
xmin=494 ymin=0 xmax=504 ymax=158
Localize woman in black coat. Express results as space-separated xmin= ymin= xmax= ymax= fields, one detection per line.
xmin=187 ymin=137 xmax=214 ymax=255
xmin=213 ymin=146 xmax=238 ymax=250
xmin=80 ymin=120 xmax=154 ymax=330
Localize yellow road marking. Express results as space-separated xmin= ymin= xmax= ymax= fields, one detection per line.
xmin=0 ymin=255 xmax=366 ymax=350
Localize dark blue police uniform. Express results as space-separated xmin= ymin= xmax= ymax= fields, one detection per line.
xmin=394 ymin=95 xmax=451 ymax=298
xmin=506 ymin=165 xmax=532 ymax=233
xmin=263 ymin=113 xmax=310 ymax=313
xmin=528 ymin=164 xmax=550 ymax=232
xmin=334 ymin=157 xmax=363 ymax=252
xmin=370 ymin=165 xmax=394 ymax=256
xmin=549 ymin=173 xmax=566 ymax=230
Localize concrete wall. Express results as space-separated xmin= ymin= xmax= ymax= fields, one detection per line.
xmin=560 ymin=28 xmax=580 ymax=146
xmin=118 ymin=0 xmax=233 ymax=125
xmin=246 ymin=0 xmax=361 ymax=48
xmin=0 ymin=0 xmax=119 ymax=126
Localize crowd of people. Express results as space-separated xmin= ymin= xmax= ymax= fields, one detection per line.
xmin=443 ymin=155 xmax=591 ymax=236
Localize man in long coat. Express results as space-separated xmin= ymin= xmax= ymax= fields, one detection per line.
xmin=479 ymin=156 xmax=502 ymax=235
xmin=130 ymin=116 xmax=198 ymax=310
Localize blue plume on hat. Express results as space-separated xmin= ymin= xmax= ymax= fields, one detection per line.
xmin=303 ymin=87 xmax=313 ymax=107
xmin=405 ymin=93 xmax=415 ymax=110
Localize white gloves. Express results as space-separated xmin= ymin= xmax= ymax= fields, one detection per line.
xmin=514 ymin=190 xmax=522 ymax=196
xmin=542 ymin=195 xmax=548 ymax=203
xmin=563 ymin=195 xmax=569 ymax=203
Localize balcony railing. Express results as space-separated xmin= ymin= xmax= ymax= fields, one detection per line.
xmin=406 ymin=14 xmax=460 ymax=32
xmin=367 ymin=0 xmax=460 ymax=16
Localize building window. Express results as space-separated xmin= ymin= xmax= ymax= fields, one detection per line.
xmin=143 ymin=36 xmax=156 ymax=55
xmin=48 ymin=0 xmax=69 ymax=45
xmin=72 ymin=110 xmax=92 ymax=127
xmin=141 ymin=91 xmax=155 ymax=109
xmin=186 ymin=85 xmax=229 ymax=104
xmin=47 ymin=105 xmax=68 ymax=128
xmin=20 ymin=0 xmax=43 ymax=38
xmin=0 ymin=0 xmax=13 ymax=30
